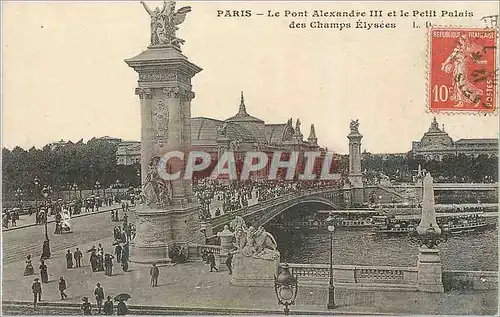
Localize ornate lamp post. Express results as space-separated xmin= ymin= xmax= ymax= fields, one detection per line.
xmin=274 ymin=263 xmax=298 ymax=315
xmin=41 ymin=185 xmax=52 ymax=259
xmin=72 ymin=183 xmax=79 ymax=200
xmin=34 ymin=177 xmax=41 ymax=214
xmin=326 ymin=212 xmax=336 ymax=309
xmin=15 ymin=188 xmax=23 ymax=208
xmin=95 ymin=180 xmax=101 ymax=196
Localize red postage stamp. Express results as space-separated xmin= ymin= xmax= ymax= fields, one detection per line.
xmin=429 ymin=27 xmax=498 ymax=113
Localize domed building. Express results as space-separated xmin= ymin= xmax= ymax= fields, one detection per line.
xmin=191 ymin=92 xmax=320 ymax=154
xmin=412 ymin=117 xmax=498 ymax=160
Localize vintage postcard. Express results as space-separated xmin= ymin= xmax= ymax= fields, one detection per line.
xmin=2 ymin=1 xmax=499 ymax=316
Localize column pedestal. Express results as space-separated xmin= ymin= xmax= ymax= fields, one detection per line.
xmin=417 ymin=248 xmax=444 ymax=293
xmin=130 ymin=205 xmax=204 ymax=264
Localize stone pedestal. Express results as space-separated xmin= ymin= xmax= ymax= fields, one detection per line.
xmin=417 ymin=248 xmax=444 ymax=293
xmin=230 ymin=253 xmax=280 ymax=287
xmin=130 ymin=206 xmax=204 ymax=264
xmin=217 ymin=225 xmax=234 ymax=252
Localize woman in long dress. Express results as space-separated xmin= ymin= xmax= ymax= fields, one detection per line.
xmin=24 ymin=255 xmax=34 ymax=276
xmin=441 ymin=35 xmax=487 ymax=108
xmin=39 ymin=260 xmax=48 ymax=283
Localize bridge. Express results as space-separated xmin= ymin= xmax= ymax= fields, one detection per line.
xmin=208 ymin=182 xmax=498 ymax=233
xmin=209 ymin=186 xmax=344 ymax=231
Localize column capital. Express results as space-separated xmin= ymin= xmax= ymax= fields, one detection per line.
xmin=135 ymin=88 xmax=153 ymax=99
xmin=163 ymin=86 xmax=195 ymax=101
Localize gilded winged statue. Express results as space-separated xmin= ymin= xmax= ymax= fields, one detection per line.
xmin=140 ymin=1 xmax=192 ymax=47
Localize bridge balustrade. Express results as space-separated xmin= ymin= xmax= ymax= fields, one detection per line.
xmin=281 ymin=263 xmax=418 ymax=291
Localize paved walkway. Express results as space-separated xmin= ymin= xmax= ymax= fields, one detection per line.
xmin=2 ymin=207 xmax=134 ymax=265
xmin=4 ymin=204 xmax=124 ymax=231
xmin=2 ymin=235 xmax=497 ymax=315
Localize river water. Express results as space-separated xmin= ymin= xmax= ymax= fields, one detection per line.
xmin=270 ymin=227 xmax=498 ymax=271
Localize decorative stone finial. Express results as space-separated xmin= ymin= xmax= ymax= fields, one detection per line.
xmin=308 ymin=124 xmax=318 ymax=145
xmin=239 ymin=91 xmax=247 ymax=114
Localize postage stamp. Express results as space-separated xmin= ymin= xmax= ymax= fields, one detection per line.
xmin=428 ymin=27 xmax=498 ymax=113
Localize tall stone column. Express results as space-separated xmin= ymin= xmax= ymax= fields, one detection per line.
xmin=347 ymin=120 xmax=364 ymax=205
xmin=124 ymin=2 xmax=204 ymax=263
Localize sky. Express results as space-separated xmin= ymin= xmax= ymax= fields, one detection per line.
xmin=2 ymin=1 xmax=499 ymax=154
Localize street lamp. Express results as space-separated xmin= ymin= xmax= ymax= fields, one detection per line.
xmin=34 ymin=177 xmax=41 ymax=214
xmin=326 ymin=212 xmax=336 ymax=309
xmin=41 ymin=185 xmax=52 ymax=259
xmin=15 ymin=188 xmax=23 ymax=208
xmin=72 ymin=183 xmax=79 ymax=200
xmin=274 ymin=263 xmax=298 ymax=315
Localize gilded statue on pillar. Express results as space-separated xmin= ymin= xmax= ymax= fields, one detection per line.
xmin=140 ymin=1 xmax=192 ymax=48
xmin=140 ymin=156 xmax=173 ymax=208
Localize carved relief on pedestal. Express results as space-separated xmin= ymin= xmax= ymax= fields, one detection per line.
xmin=139 ymin=70 xmax=176 ymax=82
xmin=135 ymin=217 xmax=164 ymax=245
xmin=152 ymin=100 xmax=169 ymax=146
xmin=135 ymin=88 xmax=153 ymax=99
xmin=163 ymin=86 xmax=195 ymax=101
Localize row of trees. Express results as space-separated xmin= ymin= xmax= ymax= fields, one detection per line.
xmin=2 ymin=138 xmax=140 ymax=200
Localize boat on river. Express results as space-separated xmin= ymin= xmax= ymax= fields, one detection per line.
xmin=372 ymin=212 xmax=493 ymax=235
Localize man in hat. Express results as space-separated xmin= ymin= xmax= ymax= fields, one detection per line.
xmin=150 ymin=263 xmax=159 ymax=287
xmin=32 ymin=278 xmax=42 ymax=307
xmin=103 ymin=295 xmax=114 ymax=315
xmin=94 ymin=282 xmax=105 ymax=314
xmin=208 ymin=250 xmax=218 ymax=272
xmin=58 ymin=277 xmax=68 ymax=300
xmin=74 ymin=248 xmax=83 ymax=268
xmin=81 ymin=297 xmax=92 ymax=315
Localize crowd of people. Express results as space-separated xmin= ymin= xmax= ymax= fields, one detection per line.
xmin=193 ymin=179 xmax=343 ymax=220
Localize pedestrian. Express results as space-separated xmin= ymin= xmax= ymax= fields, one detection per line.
xmin=74 ymin=248 xmax=83 ymax=268
xmin=90 ymin=251 xmax=98 ymax=272
xmin=104 ymin=253 xmax=114 ymax=276
xmin=226 ymin=252 xmax=233 ymax=275
xmin=58 ymin=277 xmax=68 ymax=300
xmin=66 ymin=250 xmax=74 ymax=269
xmin=94 ymin=282 xmax=105 ymax=314
xmin=116 ymin=299 xmax=129 ymax=315
xmin=32 ymin=278 xmax=42 ymax=307
xmin=150 ymin=263 xmax=159 ymax=287
xmin=81 ymin=297 xmax=92 ymax=315
xmin=110 ymin=210 xmax=115 ymax=222
xmin=208 ymin=251 xmax=218 ymax=272
xmin=39 ymin=260 xmax=49 ymax=283
xmin=103 ymin=296 xmax=114 ymax=315
xmin=115 ymin=243 xmax=122 ymax=263
xmin=24 ymin=255 xmax=35 ymax=276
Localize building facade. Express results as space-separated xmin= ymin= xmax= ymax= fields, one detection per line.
xmin=116 ymin=92 xmax=324 ymax=174
xmin=412 ymin=118 xmax=498 ymax=160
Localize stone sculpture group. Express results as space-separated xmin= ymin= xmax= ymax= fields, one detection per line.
xmin=229 ymin=216 xmax=279 ymax=260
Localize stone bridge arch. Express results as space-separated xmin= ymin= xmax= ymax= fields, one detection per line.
xmin=245 ymin=196 xmax=339 ymax=227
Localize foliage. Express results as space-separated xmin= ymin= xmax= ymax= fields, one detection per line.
xmin=2 ymin=138 xmax=140 ymax=200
